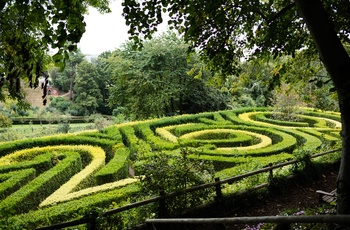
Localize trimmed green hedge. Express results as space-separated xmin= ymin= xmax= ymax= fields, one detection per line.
xmin=7 ymin=183 xmax=140 ymax=229
xmin=0 ymin=107 xmax=341 ymax=228
xmin=0 ymin=153 xmax=54 ymax=174
xmin=0 ymin=152 xmax=82 ymax=214
xmin=0 ymin=169 xmax=36 ymax=200
xmin=0 ymin=134 xmax=115 ymax=160
xmin=95 ymin=147 xmax=130 ymax=184
xmin=252 ymin=112 xmax=310 ymax=127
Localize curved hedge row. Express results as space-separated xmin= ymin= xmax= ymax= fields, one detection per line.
xmin=0 ymin=107 xmax=341 ymax=228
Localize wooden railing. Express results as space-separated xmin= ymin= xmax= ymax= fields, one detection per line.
xmin=37 ymin=148 xmax=341 ymax=230
xmin=145 ymin=215 xmax=350 ymax=229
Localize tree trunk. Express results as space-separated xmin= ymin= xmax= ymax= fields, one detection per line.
xmin=295 ymin=0 xmax=350 ymax=214
xmin=69 ymin=65 xmax=76 ymax=101
xmin=69 ymin=77 xmax=73 ymax=101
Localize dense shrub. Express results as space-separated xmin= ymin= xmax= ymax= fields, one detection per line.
xmin=0 ymin=113 xmax=12 ymax=128
xmin=134 ymin=149 xmax=215 ymax=216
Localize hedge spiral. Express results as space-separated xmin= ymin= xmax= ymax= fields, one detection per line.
xmin=0 ymin=107 xmax=341 ymax=228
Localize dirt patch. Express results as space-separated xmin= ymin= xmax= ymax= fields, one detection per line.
xmin=232 ymin=170 xmax=338 ymax=217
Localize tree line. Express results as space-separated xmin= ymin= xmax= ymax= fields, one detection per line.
xmin=47 ymin=32 xmax=337 ymax=120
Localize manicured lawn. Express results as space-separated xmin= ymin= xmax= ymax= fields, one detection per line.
xmin=0 ymin=123 xmax=95 ymax=142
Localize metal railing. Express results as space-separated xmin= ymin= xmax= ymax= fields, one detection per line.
xmin=37 ymin=148 xmax=341 ymax=230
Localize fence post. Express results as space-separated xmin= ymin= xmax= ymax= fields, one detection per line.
xmin=268 ymin=163 xmax=274 ymax=182
xmin=215 ymin=177 xmax=222 ymax=202
xmin=275 ymin=222 xmax=291 ymax=230
xmin=86 ymin=209 xmax=99 ymax=230
xmin=304 ymin=154 xmax=313 ymax=170
xmin=158 ymin=190 xmax=167 ymax=218
xmin=268 ymin=163 xmax=280 ymax=194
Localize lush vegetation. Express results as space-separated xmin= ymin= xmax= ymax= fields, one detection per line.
xmin=47 ymin=33 xmax=338 ymax=118
xmin=120 ymin=0 xmax=350 ymax=215
xmin=3 ymin=0 xmax=350 ymax=215
xmin=0 ymin=32 xmax=341 ymax=226
xmin=0 ymin=107 xmax=341 ymax=229
xmin=0 ymin=1 xmax=346 ymax=226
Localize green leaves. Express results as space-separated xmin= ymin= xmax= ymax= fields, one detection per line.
xmin=107 ymin=33 xmax=226 ymax=119
xmin=135 ymin=149 xmax=214 ymax=214
xmin=73 ymin=61 xmax=103 ymax=115
xmin=0 ymin=0 xmax=110 ymax=103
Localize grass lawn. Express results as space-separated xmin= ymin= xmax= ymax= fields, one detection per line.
xmin=0 ymin=123 xmax=95 ymax=142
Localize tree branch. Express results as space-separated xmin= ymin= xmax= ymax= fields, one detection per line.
xmin=268 ymin=2 xmax=296 ymax=24
xmin=0 ymin=2 xmax=5 ymax=11
xmin=255 ymin=2 xmax=296 ymax=24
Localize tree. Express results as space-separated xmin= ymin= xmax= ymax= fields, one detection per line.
xmin=50 ymin=49 xmax=85 ymax=100
xmin=271 ymin=83 xmax=305 ymax=121
xmin=0 ymin=113 xmax=12 ymax=129
xmin=227 ymin=53 xmax=338 ymax=111
xmin=272 ymin=52 xmax=338 ymax=111
xmin=122 ymin=0 xmax=350 ymax=214
xmin=74 ymin=61 xmax=102 ymax=115
xmin=227 ymin=57 xmax=278 ymax=108
xmin=108 ymin=33 xmax=226 ymax=119
xmin=93 ymin=51 xmax=116 ymax=114
xmin=0 ymin=0 xmax=110 ymax=105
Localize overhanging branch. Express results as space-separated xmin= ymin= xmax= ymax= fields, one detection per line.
xmin=255 ymin=2 xmax=296 ymax=24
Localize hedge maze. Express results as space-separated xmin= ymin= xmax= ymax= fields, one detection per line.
xmin=0 ymin=107 xmax=341 ymax=228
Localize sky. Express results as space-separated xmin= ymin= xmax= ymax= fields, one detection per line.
xmin=78 ymin=1 xmax=168 ymax=55
xmin=78 ymin=1 xmax=129 ymax=55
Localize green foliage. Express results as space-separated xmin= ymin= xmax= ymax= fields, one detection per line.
xmin=276 ymin=52 xmax=339 ymax=111
xmin=0 ymin=134 xmax=115 ymax=159
xmin=0 ymin=169 xmax=36 ymax=200
xmin=56 ymin=120 xmax=70 ymax=134
xmin=0 ymin=1 xmax=110 ymax=104
xmin=271 ymin=83 xmax=305 ymax=121
xmin=135 ymin=149 xmax=215 ymax=215
xmin=0 ymin=107 xmax=342 ymax=228
xmin=92 ymin=114 xmax=113 ymax=131
xmin=95 ymin=147 xmax=130 ymax=184
xmin=253 ymin=112 xmax=309 ymax=127
xmin=108 ymin=33 xmax=226 ymax=119
xmin=0 ymin=153 xmax=54 ymax=175
xmin=0 ymin=113 xmax=12 ymax=128
xmin=73 ymin=61 xmax=103 ymax=115
xmin=0 ymin=152 xmax=82 ymax=215
xmin=48 ymin=97 xmax=73 ymax=114
xmin=5 ymin=184 xmax=140 ymax=229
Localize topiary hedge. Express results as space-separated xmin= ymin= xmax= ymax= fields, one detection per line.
xmin=0 ymin=107 xmax=342 ymax=228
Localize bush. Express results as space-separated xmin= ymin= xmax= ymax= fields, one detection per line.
xmin=56 ymin=121 xmax=70 ymax=133
xmin=48 ymin=97 xmax=72 ymax=114
xmin=134 ymin=149 xmax=215 ymax=216
xmin=94 ymin=116 xmax=113 ymax=131
xmin=271 ymin=83 xmax=305 ymax=121
xmin=0 ymin=113 xmax=12 ymax=128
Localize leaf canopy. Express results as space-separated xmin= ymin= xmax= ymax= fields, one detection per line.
xmin=122 ymin=0 xmax=350 ymax=74
xmin=0 ymin=0 xmax=110 ymax=104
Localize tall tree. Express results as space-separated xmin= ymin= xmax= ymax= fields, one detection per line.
xmin=74 ymin=61 xmax=102 ymax=115
xmin=278 ymin=52 xmax=338 ymax=111
xmin=50 ymin=50 xmax=85 ymax=100
xmin=108 ymin=33 xmax=226 ymax=119
xmin=93 ymin=51 xmax=115 ymax=114
xmin=122 ymin=0 xmax=350 ymax=214
xmin=0 ymin=0 xmax=110 ymax=105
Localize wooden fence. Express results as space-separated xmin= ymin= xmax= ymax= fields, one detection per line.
xmin=37 ymin=148 xmax=341 ymax=230
xmin=145 ymin=215 xmax=350 ymax=229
